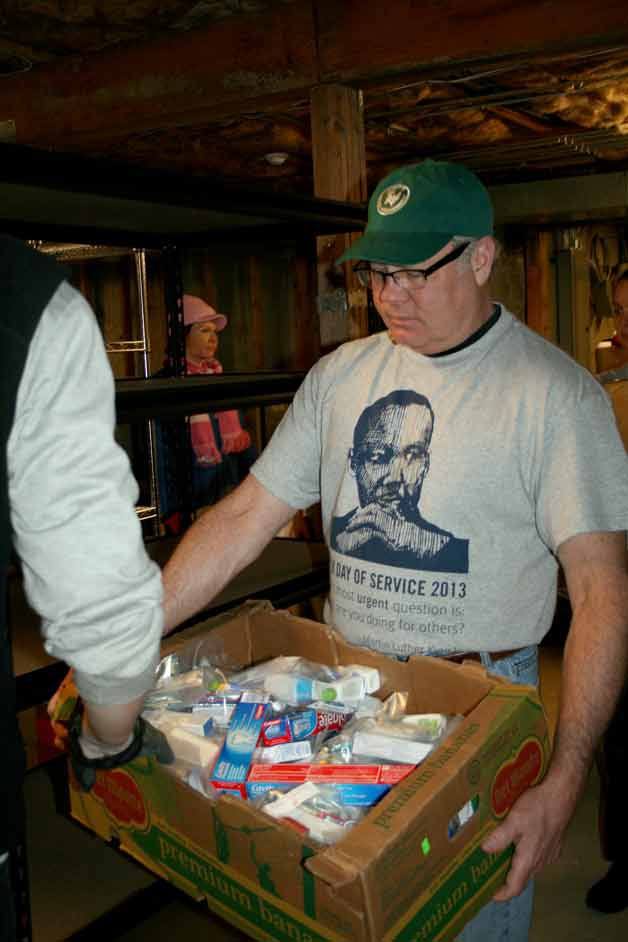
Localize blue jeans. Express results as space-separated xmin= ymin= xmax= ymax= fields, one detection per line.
xmin=456 ymin=645 xmax=539 ymax=942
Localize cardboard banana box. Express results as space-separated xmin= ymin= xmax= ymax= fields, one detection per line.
xmin=69 ymin=601 xmax=550 ymax=942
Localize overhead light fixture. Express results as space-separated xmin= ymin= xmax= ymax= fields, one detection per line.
xmin=264 ymin=152 xmax=289 ymax=166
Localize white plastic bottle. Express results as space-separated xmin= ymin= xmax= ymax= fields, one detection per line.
xmin=263 ymin=665 xmax=380 ymax=705
xmin=263 ymin=674 xmax=318 ymax=705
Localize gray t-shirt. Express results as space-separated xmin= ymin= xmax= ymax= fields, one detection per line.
xmin=252 ymin=307 xmax=628 ymax=657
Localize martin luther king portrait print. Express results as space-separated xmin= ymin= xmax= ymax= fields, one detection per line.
xmin=330 ymin=390 xmax=469 ymax=573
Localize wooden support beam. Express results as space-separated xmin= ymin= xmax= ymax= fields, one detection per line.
xmin=0 ymin=1 xmax=627 ymax=151
xmin=316 ymin=0 xmax=628 ymax=82
xmin=525 ymin=230 xmax=556 ymax=342
xmin=0 ymin=3 xmax=318 ymax=145
xmin=571 ymin=230 xmax=595 ymax=370
xmin=311 ymin=84 xmax=368 ymax=345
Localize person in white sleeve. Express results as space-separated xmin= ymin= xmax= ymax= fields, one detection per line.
xmin=1 ymin=235 xmax=168 ymax=938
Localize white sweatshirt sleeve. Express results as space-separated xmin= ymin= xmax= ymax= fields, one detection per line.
xmin=7 ymin=280 xmax=163 ymax=705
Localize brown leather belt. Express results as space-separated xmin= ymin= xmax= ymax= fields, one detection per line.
xmin=440 ymin=647 xmax=524 ymax=665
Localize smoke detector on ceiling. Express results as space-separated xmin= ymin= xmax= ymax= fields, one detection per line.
xmin=264 ymin=151 xmax=289 ymax=166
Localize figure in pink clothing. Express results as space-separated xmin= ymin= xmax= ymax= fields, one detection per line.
xmin=155 ymin=295 xmax=256 ymax=532
xmin=183 ymin=294 xmax=252 ymax=465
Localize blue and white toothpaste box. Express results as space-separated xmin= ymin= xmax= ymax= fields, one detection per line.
xmin=211 ymin=696 xmax=270 ymax=796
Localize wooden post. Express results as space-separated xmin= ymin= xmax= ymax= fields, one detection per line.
xmin=293 ymin=248 xmax=320 ymax=369
xmin=525 ymin=229 xmax=556 ymax=342
xmin=311 ymin=84 xmax=368 ymax=347
xmin=248 ymin=256 xmax=266 ymax=371
xmin=570 ymin=230 xmax=592 ymax=370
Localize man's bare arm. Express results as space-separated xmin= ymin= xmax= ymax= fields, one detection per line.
xmin=484 ymin=530 xmax=628 ymax=899
xmin=162 ymin=474 xmax=297 ymax=634
xmin=547 ymin=530 xmax=628 ymax=797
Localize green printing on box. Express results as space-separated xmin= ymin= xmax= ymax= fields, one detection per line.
xmin=139 ymin=827 xmax=333 ymax=942
xmin=387 ymin=841 xmax=512 ymax=942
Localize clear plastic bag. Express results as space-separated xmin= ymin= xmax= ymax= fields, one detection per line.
xmin=258 ymin=782 xmax=365 ymax=845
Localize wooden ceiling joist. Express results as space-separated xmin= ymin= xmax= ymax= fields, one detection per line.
xmin=1 ymin=0 xmax=628 ymax=152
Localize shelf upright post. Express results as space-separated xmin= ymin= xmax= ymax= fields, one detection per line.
xmin=133 ymin=248 xmax=160 ymax=535
xmin=161 ymin=246 xmax=194 ymax=531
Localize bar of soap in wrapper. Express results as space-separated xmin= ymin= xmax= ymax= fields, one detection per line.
xmin=168 ymin=727 xmax=222 ymax=767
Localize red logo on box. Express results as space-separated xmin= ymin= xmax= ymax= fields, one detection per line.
xmin=92 ymin=769 xmax=148 ymax=830
xmin=491 ymin=738 xmax=544 ymax=818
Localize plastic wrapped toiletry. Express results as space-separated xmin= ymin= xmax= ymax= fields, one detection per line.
xmin=263 ymin=664 xmax=380 ymax=706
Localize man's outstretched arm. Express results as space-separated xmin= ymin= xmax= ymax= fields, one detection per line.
xmin=162 ymin=473 xmax=297 ymax=634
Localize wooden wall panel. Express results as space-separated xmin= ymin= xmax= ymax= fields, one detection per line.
xmin=311 ymin=84 xmax=368 ymax=345
xmin=525 ymin=230 xmax=556 ymax=342
xmin=491 ymin=232 xmax=525 ymax=322
xmin=65 ymin=243 xmax=320 ymax=379
xmin=180 ymin=244 xmax=318 ymax=371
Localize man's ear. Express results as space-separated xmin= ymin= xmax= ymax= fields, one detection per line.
xmin=348 ymin=447 xmax=357 ymax=475
xmin=471 ymin=236 xmax=496 ymax=286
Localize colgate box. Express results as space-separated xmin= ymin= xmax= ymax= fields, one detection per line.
xmin=69 ymin=601 xmax=550 ymax=942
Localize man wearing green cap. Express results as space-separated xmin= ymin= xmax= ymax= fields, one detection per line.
xmin=162 ymin=160 xmax=628 ymax=942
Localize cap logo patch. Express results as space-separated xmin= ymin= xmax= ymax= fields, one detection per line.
xmin=377 ymin=184 xmax=410 ymax=216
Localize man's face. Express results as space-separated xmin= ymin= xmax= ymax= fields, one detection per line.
xmin=368 ymin=239 xmax=491 ymax=355
xmin=613 ymin=280 xmax=628 ymax=349
xmin=351 ymin=402 xmax=432 ymax=514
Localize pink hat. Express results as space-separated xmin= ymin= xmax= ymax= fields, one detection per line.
xmin=183 ymin=294 xmax=228 ymax=331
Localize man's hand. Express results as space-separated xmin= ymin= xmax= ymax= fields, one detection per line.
xmin=481 ymin=776 xmax=578 ymax=900
xmin=336 ymin=503 xmax=451 ymax=559
xmin=69 ymin=712 xmax=174 ymax=792
xmin=335 ymin=504 xmax=400 ymax=554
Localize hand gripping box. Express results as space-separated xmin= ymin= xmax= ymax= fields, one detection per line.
xmin=69 ymin=601 xmax=550 ymax=942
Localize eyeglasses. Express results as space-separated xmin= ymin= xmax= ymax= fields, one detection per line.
xmin=353 ymin=241 xmax=470 ymax=290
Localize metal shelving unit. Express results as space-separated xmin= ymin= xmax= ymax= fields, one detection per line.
xmin=0 ymin=141 xmax=366 ymax=247
xmin=32 ymin=241 xmax=163 ymax=528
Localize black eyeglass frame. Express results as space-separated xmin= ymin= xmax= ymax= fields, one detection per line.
xmin=353 ymin=240 xmax=471 ymax=288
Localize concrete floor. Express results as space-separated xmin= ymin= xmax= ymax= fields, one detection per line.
xmin=23 ymin=643 xmax=628 ymax=942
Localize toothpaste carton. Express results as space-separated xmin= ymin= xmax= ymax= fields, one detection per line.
xmin=255 ymin=740 xmax=313 ymax=764
xmin=245 ymin=762 xmax=309 ymax=799
xmin=245 ymin=762 xmax=415 ymax=804
xmin=211 ymin=696 xmax=271 ymax=797
xmin=259 ymin=704 xmax=352 ymax=747
xmin=308 ymin=762 xmax=416 ymax=805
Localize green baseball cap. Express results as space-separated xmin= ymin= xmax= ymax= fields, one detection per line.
xmin=338 ymin=159 xmax=493 ymax=266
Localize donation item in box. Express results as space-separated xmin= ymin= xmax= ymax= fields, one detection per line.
xmin=68 ymin=601 xmax=550 ymax=942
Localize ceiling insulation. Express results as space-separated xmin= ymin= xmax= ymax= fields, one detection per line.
xmin=0 ymin=2 xmax=627 ymax=193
